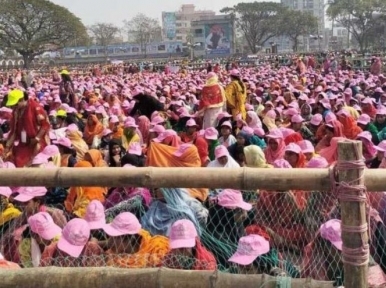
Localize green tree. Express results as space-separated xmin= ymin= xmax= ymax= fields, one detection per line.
xmin=221 ymin=2 xmax=285 ymax=53
xmin=327 ymin=0 xmax=386 ymax=52
xmin=89 ymin=22 xmax=120 ymax=47
xmin=0 ymin=0 xmax=88 ymax=68
xmin=124 ymin=14 xmax=162 ymax=55
xmin=280 ymin=10 xmax=318 ymax=52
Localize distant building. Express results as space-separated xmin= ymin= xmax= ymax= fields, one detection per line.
xmin=162 ymin=4 xmax=215 ymax=43
xmin=279 ymin=0 xmax=325 ymax=51
xmin=191 ymin=15 xmax=235 ymax=57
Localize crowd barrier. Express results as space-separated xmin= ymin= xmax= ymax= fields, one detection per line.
xmin=0 ymin=140 xmax=380 ymax=287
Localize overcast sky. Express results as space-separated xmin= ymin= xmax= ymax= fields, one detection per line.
xmin=50 ymin=0 xmax=279 ymax=27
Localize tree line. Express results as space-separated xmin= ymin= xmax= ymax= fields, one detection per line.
xmin=222 ymin=0 xmax=386 ymax=53
xmin=0 ymin=0 xmax=384 ymax=68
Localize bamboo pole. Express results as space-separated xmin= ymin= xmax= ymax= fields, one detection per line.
xmin=1 ymin=167 xmax=332 ymax=190
xmin=338 ymin=140 xmax=368 ymax=288
xmin=0 ymin=167 xmax=384 ymax=191
xmin=0 ymin=267 xmax=334 ymax=288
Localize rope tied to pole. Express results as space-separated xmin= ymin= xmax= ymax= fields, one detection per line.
xmin=331 ymin=142 xmax=370 ymax=267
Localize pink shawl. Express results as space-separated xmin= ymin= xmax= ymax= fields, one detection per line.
xmin=264 ymin=138 xmax=286 ymax=165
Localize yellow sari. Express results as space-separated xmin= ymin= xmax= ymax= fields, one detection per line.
xmin=225 ymin=80 xmax=247 ymax=120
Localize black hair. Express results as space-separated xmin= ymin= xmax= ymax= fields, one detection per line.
xmin=231 ymin=75 xmax=246 ymax=94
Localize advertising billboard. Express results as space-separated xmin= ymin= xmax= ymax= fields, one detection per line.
xmin=163 ymin=12 xmax=177 ymax=40
xmin=204 ymin=23 xmax=232 ymax=55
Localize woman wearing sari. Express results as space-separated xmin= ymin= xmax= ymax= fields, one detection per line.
xmin=207 ymin=145 xmax=240 ymax=168
xmin=108 ymin=115 xmax=123 ymax=140
xmin=64 ymin=161 xmax=107 ymax=218
xmin=319 ymin=137 xmax=346 ymax=165
xmin=315 ymin=120 xmax=345 ymax=152
xmin=198 ymin=72 xmax=226 ymax=129
xmin=336 ymin=109 xmax=362 ymax=140
xmin=244 ymin=145 xmax=272 ymax=168
xmin=104 ymin=212 xmax=169 ymax=268
xmin=4 ymin=89 xmax=50 ymax=167
xmin=225 ymin=69 xmax=247 ymax=120
xmin=264 ymin=128 xmax=286 ymax=165
xmin=83 ymin=114 xmax=104 ymax=147
xmin=65 ymin=124 xmax=89 ymax=161
xmin=284 ymin=143 xmax=306 ymax=168
xmin=121 ymin=117 xmax=141 ymax=150
xmin=137 ymin=115 xmax=150 ymax=146
xmin=262 ymin=110 xmax=277 ymax=132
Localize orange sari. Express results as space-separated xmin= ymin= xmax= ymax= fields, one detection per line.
xmin=337 ymin=114 xmax=362 ymax=140
xmin=83 ymin=115 xmax=104 ymax=145
xmin=64 ymin=161 xmax=107 ymax=217
xmin=105 ymin=229 xmax=169 ymax=268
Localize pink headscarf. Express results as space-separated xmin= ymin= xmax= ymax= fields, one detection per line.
xmin=246 ymin=111 xmax=262 ymax=129
xmin=137 ymin=115 xmax=151 ymax=145
xmin=264 ymin=129 xmax=286 ymax=165
xmin=319 ymin=137 xmax=346 ymax=164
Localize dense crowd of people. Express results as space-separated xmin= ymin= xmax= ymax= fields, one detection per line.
xmin=0 ymin=55 xmax=386 ymax=286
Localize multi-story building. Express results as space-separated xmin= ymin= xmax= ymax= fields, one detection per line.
xmin=162 ymin=4 xmax=215 ymax=44
xmin=279 ymin=0 xmax=326 ymax=51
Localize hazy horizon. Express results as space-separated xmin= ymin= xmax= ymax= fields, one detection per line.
xmin=50 ymin=0 xmax=280 ymax=27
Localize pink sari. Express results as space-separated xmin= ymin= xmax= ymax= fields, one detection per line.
xmin=264 ymin=138 xmax=286 ymax=165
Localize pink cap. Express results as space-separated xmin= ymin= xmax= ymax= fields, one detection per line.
xmin=186 ymin=119 xmax=198 ymax=127
xmin=376 ymin=107 xmax=386 ymax=115
xmin=153 ymin=129 xmax=177 ymax=143
xmin=169 ymin=219 xmax=198 ymax=249
xmin=0 ymin=162 xmax=15 ymax=169
xmin=375 ymin=87 xmax=383 ymax=93
xmin=86 ymin=106 xmax=96 ymax=113
xmin=266 ymin=128 xmax=283 ymax=139
xmin=298 ymin=140 xmax=314 ymax=154
xmin=306 ymin=156 xmax=329 ymax=168
xmin=217 ymin=111 xmax=232 ymax=121
xmin=336 ymin=109 xmax=349 ymax=117
xmin=357 ymin=131 xmax=372 ymax=143
xmin=217 ymin=189 xmax=252 ymax=211
xmin=150 ymin=115 xmax=165 ymax=125
xmin=128 ymin=142 xmax=142 ymax=156
xmin=57 ymin=218 xmax=90 ymax=258
xmin=14 ymin=187 xmax=47 ymax=202
xmin=42 ymin=145 xmax=60 ymax=158
xmin=32 ymin=153 xmax=49 ymax=165
xmin=204 ymin=127 xmax=218 ymax=140
xmin=109 ymin=115 xmax=119 ymax=124
xmin=230 ymin=69 xmax=240 ymax=77
xmin=124 ymin=117 xmax=138 ymax=128
xmin=103 ymin=212 xmax=141 ymax=237
xmin=325 ymin=112 xmax=337 ymax=124
xmin=357 ymin=114 xmax=371 ymax=125
xmin=283 ymin=108 xmax=298 ymax=117
xmin=28 ymin=212 xmax=62 ymax=240
xmin=228 ymin=235 xmax=270 ymax=265
xmin=375 ymin=140 xmax=386 ymax=152
xmin=273 ymin=159 xmax=292 ymax=168
xmin=66 ymin=124 xmax=79 ymax=132
xmin=285 ymin=143 xmax=302 ymax=154
xmin=0 ymin=187 xmax=12 ymax=198
xmin=310 ymin=113 xmax=323 ymax=126
xmin=361 ymin=97 xmax=373 ymax=105
xmin=320 ymin=219 xmax=342 ymax=251
xmin=214 ymin=145 xmax=229 ymax=159
xmin=315 ymin=86 xmax=323 ymax=93
xmin=291 ymin=114 xmax=304 ymax=123
xmin=84 ymin=200 xmax=106 ymax=230
xmin=103 ymin=129 xmax=113 ymax=137
xmin=53 ymin=137 xmax=73 ymax=149
xmin=220 ymin=121 xmax=232 ymax=129
xmin=174 ymin=143 xmax=193 ymax=157
xmin=253 ymin=128 xmax=265 ymax=138
xmin=149 ymin=125 xmax=165 ymax=134
xmin=207 ymin=72 xmax=217 ymax=80
xmin=241 ymin=126 xmax=254 ymax=136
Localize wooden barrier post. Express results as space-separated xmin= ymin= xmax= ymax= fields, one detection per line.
xmin=338 ymin=140 xmax=368 ymax=288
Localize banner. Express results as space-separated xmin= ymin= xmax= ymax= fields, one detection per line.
xmin=204 ymin=23 xmax=231 ymax=55
xmin=163 ymin=12 xmax=177 ymax=40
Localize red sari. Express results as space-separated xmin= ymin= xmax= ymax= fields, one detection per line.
xmin=8 ymin=99 xmax=50 ymax=167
